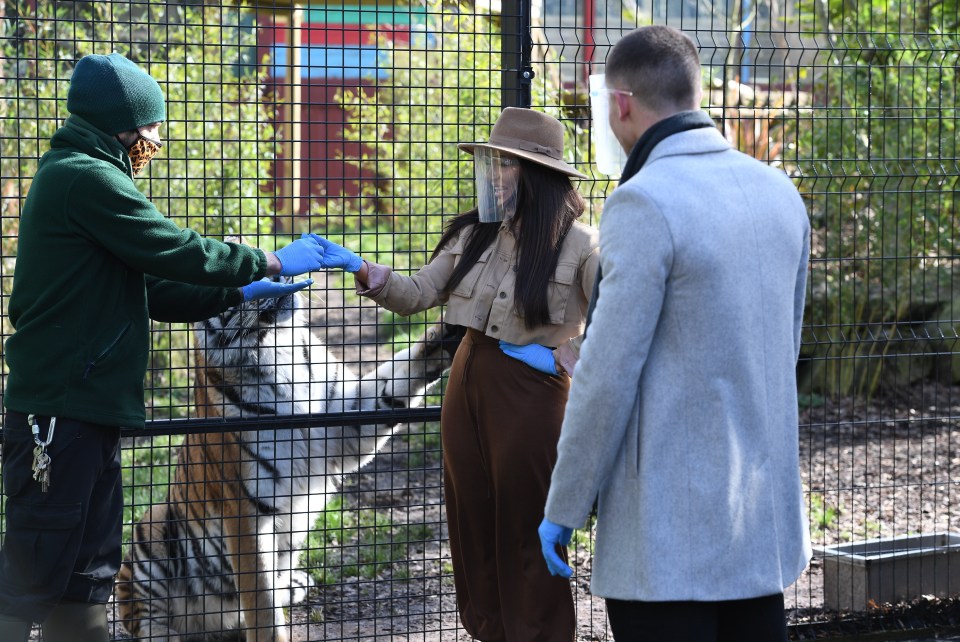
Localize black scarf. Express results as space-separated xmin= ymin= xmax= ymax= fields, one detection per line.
xmin=583 ymin=110 xmax=716 ymax=334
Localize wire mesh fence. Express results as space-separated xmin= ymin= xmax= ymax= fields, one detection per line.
xmin=1 ymin=0 xmax=960 ymax=639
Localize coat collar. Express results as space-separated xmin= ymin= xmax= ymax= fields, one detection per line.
xmin=619 ymin=110 xmax=717 ymax=185
xmin=642 ymin=125 xmax=731 ymax=168
xmin=48 ymin=115 xmax=135 ymax=177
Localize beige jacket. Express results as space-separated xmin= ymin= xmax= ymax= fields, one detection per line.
xmin=356 ymin=220 xmax=599 ymax=360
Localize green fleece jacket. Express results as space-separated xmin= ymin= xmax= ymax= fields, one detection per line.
xmin=4 ymin=115 xmax=268 ymax=428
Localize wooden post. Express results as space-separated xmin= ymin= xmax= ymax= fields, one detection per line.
xmin=276 ymin=6 xmax=304 ymax=234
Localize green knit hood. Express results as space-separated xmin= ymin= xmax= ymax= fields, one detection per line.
xmin=67 ymin=52 xmax=166 ymax=135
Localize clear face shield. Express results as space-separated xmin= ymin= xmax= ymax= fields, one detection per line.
xmin=589 ymin=74 xmax=628 ymax=176
xmin=474 ymin=148 xmax=521 ymax=223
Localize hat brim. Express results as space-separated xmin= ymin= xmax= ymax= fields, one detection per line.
xmin=458 ymin=142 xmax=588 ymax=180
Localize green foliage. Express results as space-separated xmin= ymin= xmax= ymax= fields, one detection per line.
xmin=808 ymin=492 xmax=841 ymax=533
xmin=1 ymin=2 xmax=279 ymax=416
xmin=791 ymin=0 xmax=960 ymax=396
xmin=1 ymin=2 xmax=276 ymax=236
xmin=336 ymin=0 xmax=608 ymax=276
xmin=335 ymin=4 xmax=500 ymax=268
xmin=571 ymin=514 xmax=597 ymax=554
xmin=140 ymin=10 xmax=279 ymax=240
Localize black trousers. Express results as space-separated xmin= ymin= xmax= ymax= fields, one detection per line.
xmin=0 ymin=411 xmax=122 ymax=624
xmin=606 ymin=593 xmax=788 ymax=642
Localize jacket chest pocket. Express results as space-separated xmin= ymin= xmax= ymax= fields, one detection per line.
xmin=547 ymin=262 xmax=577 ymax=324
xmin=451 ymin=247 xmax=494 ymax=299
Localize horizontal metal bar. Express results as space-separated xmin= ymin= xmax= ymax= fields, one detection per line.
xmin=0 ymin=406 xmax=444 ymax=441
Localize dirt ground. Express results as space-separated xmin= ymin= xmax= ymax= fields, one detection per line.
xmin=98 ymin=275 xmax=960 ymax=640
xmin=291 ymin=381 xmax=960 ymax=641
xmin=288 ymin=277 xmax=615 ymax=641
xmin=291 ymin=277 xmax=960 ymax=640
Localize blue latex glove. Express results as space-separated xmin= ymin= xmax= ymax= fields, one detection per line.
xmin=307 ymin=233 xmax=364 ymax=273
xmin=273 ymin=234 xmax=325 ymax=276
xmin=242 ymin=278 xmax=313 ymax=302
xmin=498 ymin=341 xmax=558 ymax=375
xmin=538 ymin=518 xmax=574 ymax=578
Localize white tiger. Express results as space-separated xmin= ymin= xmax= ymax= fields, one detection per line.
xmin=115 ymin=278 xmax=460 ymax=642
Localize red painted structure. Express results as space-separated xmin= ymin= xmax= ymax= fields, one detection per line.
xmin=257 ymin=9 xmax=431 ymax=216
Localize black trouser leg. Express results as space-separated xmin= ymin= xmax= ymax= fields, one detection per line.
xmin=41 ymin=600 xmax=109 ymax=642
xmin=0 ymin=412 xmax=122 ymax=623
xmin=0 ymin=612 xmax=32 ymax=642
xmin=606 ymin=593 xmax=787 ymax=642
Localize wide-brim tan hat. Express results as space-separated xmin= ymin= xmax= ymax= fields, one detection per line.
xmin=458 ymin=107 xmax=588 ymax=180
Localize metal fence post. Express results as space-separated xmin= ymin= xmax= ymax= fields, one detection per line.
xmin=501 ymin=0 xmax=533 ymax=108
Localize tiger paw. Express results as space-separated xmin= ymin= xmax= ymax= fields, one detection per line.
xmin=286 ymin=569 xmax=315 ymax=606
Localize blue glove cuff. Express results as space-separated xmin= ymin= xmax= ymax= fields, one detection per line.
xmin=344 ymin=254 xmax=364 ymax=273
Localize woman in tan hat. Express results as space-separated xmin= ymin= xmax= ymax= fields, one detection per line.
xmin=313 ymin=107 xmax=598 ymax=641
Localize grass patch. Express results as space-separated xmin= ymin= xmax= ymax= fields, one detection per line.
xmin=121 ymin=435 xmax=183 ymax=544
xmin=402 ymin=420 xmax=443 ymax=468
xmin=120 ymin=441 xmax=434 ymax=586
xmin=572 ymin=514 xmax=597 ymax=554
xmin=300 ymin=497 xmax=435 ymax=585
xmin=809 ymin=492 xmax=841 ymax=533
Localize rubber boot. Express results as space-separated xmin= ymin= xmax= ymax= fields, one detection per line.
xmin=0 ymin=611 xmax=33 ymax=642
xmin=41 ymin=600 xmax=109 ymax=642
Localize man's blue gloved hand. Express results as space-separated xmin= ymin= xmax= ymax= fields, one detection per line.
xmin=306 ymin=233 xmax=364 ymax=273
xmin=274 ymin=233 xmax=325 ymax=276
xmin=499 ymin=341 xmax=558 ymax=375
xmin=242 ymin=278 xmax=313 ymax=302
xmin=538 ymin=518 xmax=574 ymax=578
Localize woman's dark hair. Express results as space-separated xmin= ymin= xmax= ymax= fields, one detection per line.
xmin=431 ymin=157 xmax=585 ymax=328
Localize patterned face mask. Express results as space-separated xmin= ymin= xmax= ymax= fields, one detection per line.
xmin=126 ymin=133 xmax=163 ymax=176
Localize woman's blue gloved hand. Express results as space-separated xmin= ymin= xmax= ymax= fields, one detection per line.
xmin=242 ymin=278 xmax=313 ymax=302
xmin=307 ymin=233 xmax=364 ymax=273
xmin=538 ymin=518 xmax=574 ymax=577
xmin=273 ymin=233 xmax=325 ymax=276
xmin=498 ymin=341 xmax=558 ymax=375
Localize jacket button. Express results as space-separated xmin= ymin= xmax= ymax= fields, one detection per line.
xmin=491 ymin=325 xmax=499 ymax=332
xmin=499 ymin=291 xmax=507 ymax=299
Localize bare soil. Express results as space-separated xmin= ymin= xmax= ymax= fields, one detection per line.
xmin=104 ymin=274 xmax=960 ymax=640
xmin=298 ymin=276 xmax=960 ymax=640
xmin=292 ymin=276 xmax=613 ymax=640
xmin=279 ymin=377 xmax=960 ymax=641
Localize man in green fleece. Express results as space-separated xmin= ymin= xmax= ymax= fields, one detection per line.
xmin=0 ymin=52 xmax=327 ymax=641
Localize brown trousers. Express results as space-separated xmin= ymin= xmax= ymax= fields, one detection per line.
xmin=441 ymin=329 xmax=576 ymax=642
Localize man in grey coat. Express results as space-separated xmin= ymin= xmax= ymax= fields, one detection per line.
xmin=538 ymin=25 xmax=811 ymax=640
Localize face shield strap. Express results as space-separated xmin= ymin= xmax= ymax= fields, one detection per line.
xmin=474 ymin=148 xmax=520 ymax=224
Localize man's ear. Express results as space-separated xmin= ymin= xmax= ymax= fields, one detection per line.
xmin=613 ymin=91 xmax=633 ymax=122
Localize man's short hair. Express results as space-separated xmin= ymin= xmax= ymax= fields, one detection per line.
xmin=605 ymin=25 xmax=702 ymax=114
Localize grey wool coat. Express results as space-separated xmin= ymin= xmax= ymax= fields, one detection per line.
xmin=545 ymin=124 xmax=812 ymax=602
